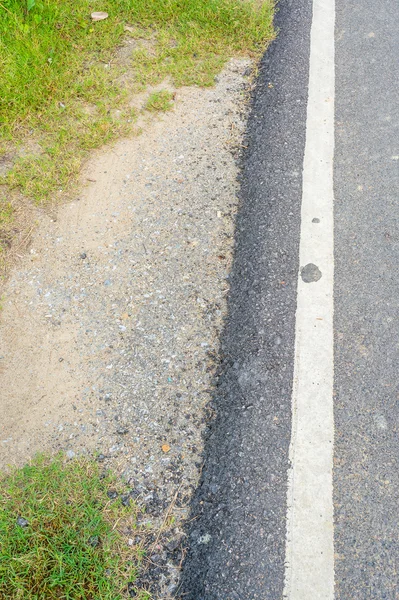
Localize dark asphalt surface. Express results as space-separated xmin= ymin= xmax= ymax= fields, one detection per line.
xmin=179 ymin=0 xmax=399 ymax=597
xmin=334 ymin=0 xmax=399 ymax=597
xmin=179 ymin=0 xmax=311 ymax=597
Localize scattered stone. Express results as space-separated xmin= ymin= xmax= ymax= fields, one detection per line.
xmin=107 ymin=490 xmax=118 ymax=499
xmin=66 ymin=450 xmax=75 ymax=459
xmin=91 ymin=11 xmax=108 ymax=21
xmin=127 ymin=582 xmax=137 ymax=597
xmin=16 ymin=517 xmax=29 ymax=528
xmin=121 ymin=494 xmax=131 ymax=507
xmin=129 ymin=488 xmax=141 ymax=500
xmin=116 ymin=427 xmax=129 ymax=435
xmin=150 ymin=553 xmax=163 ymax=564
xmin=80 ymin=252 xmax=87 ymax=259
xmin=375 ymin=414 xmax=388 ymax=430
xmin=88 ymin=535 xmax=100 ymax=548
xmin=165 ymin=534 xmax=183 ymax=552
xmin=168 ymin=583 xmax=178 ymax=595
xmin=198 ymin=533 xmax=212 ymax=545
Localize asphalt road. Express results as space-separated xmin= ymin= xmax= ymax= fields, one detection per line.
xmin=334 ymin=0 xmax=399 ymax=597
xmin=179 ymin=0 xmax=399 ymax=597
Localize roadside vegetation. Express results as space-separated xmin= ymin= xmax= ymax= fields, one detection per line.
xmin=0 ymin=0 xmax=274 ymax=265
xmin=0 ymin=454 xmax=150 ymax=599
xmin=144 ymin=90 xmax=175 ymax=112
xmin=0 ymin=2 xmax=276 ymax=595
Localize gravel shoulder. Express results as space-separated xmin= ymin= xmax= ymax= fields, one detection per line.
xmin=0 ymin=58 xmax=252 ymax=597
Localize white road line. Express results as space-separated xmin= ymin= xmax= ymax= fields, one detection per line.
xmin=283 ymin=0 xmax=335 ymax=597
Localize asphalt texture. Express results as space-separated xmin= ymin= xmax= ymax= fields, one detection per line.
xmin=179 ymin=0 xmax=312 ymax=597
xmin=333 ymin=0 xmax=399 ymax=597
xmin=180 ymin=0 xmax=399 ymax=597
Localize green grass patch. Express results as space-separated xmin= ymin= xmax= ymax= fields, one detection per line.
xmin=0 ymin=0 xmax=274 ymax=241
xmin=0 ymin=454 xmax=149 ymax=599
xmin=0 ymin=200 xmax=14 ymax=229
xmin=0 ymin=197 xmax=15 ymax=257
xmin=144 ymin=90 xmax=174 ymax=112
xmin=1 ymin=0 xmax=274 ymax=130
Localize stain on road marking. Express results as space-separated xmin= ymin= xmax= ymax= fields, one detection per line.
xmin=301 ymin=263 xmax=322 ymax=282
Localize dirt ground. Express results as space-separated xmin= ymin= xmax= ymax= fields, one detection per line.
xmin=0 ymin=58 xmax=252 ymax=597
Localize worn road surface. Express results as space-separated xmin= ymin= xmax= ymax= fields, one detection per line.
xmin=180 ymin=0 xmax=399 ymax=598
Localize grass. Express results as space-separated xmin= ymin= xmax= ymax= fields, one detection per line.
xmin=0 ymin=454 xmax=150 ymax=599
xmin=0 ymin=0 xmax=275 ymax=258
xmin=144 ymin=90 xmax=175 ymax=112
xmin=0 ymin=201 xmax=14 ymax=231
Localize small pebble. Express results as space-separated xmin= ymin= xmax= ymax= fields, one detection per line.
xmin=168 ymin=583 xmax=178 ymax=595
xmin=88 ymin=535 xmax=99 ymax=548
xmin=116 ymin=427 xmax=129 ymax=435
xmin=121 ymin=494 xmax=131 ymax=507
xmin=17 ymin=517 xmax=29 ymax=528
xmin=127 ymin=582 xmax=137 ymax=597
xmin=166 ymin=536 xmax=182 ymax=552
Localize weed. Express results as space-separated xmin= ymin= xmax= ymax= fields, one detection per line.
xmin=0 ymin=198 xmax=14 ymax=255
xmin=0 ymin=454 xmax=148 ymax=599
xmin=0 ymin=200 xmax=14 ymax=228
xmin=145 ymin=90 xmax=174 ymax=112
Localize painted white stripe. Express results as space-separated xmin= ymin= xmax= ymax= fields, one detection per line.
xmin=283 ymin=0 xmax=335 ymax=597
